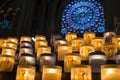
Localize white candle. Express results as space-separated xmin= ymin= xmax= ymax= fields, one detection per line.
xmin=58 ymin=45 xmax=72 ymax=61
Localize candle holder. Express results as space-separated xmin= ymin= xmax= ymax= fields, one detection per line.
xmin=71 ymin=65 xmax=92 ymax=80
xmin=0 ymin=55 xmax=15 ymax=72
xmin=89 ymin=51 xmax=106 ymax=73
xmin=7 ymin=37 xmax=18 ymax=44
xmin=4 ymin=42 xmax=18 ymax=50
xmin=64 ymin=53 xmax=81 ymax=72
xmin=1 ymin=47 xmax=16 ymax=57
xmin=37 ymin=46 xmax=51 ymax=60
xmin=83 ymin=32 xmax=96 ymax=44
xmin=101 ymin=43 xmax=117 ymax=60
xmin=65 ymin=33 xmax=77 ymax=45
xmin=72 ymin=38 xmax=84 ymax=52
xmin=80 ymin=44 xmax=95 ymax=60
xmin=91 ymin=37 xmax=104 ymax=51
xmin=19 ymin=46 xmax=33 ymax=57
xmin=20 ymin=36 xmax=31 ymax=43
xmin=20 ymin=41 xmax=33 ymax=48
xmin=104 ymin=31 xmax=116 ymax=43
xmin=19 ymin=54 xmax=35 ymax=66
xmin=35 ymin=40 xmax=48 ymax=52
xmin=39 ymin=53 xmax=56 ymax=71
xmin=58 ymin=45 xmax=72 ymax=61
xmin=54 ymin=39 xmax=68 ymax=52
xmin=35 ymin=35 xmax=46 ymax=41
xmin=42 ymin=65 xmax=62 ymax=80
xmin=16 ymin=65 xmax=36 ymax=80
xmin=101 ymin=65 xmax=120 ymax=80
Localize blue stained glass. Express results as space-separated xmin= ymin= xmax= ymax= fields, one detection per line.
xmin=61 ymin=0 xmax=105 ymax=34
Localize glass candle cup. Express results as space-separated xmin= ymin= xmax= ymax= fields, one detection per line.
xmin=58 ymin=45 xmax=72 ymax=61
xmin=101 ymin=65 xmax=120 ymax=80
xmin=4 ymin=42 xmax=18 ymax=50
xmin=89 ymin=51 xmax=106 ymax=73
xmin=7 ymin=37 xmax=18 ymax=44
xmin=20 ymin=36 xmax=31 ymax=43
xmin=0 ymin=55 xmax=15 ymax=72
xmin=16 ymin=65 xmax=36 ymax=80
xmin=71 ymin=65 xmax=92 ymax=80
xmin=91 ymin=37 xmax=104 ymax=51
xmin=101 ymin=43 xmax=117 ymax=60
xmin=37 ymin=46 xmax=51 ymax=60
xmin=42 ymin=65 xmax=62 ymax=80
xmin=35 ymin=40 xmax=48 ymax=52
xmin=20 ymin=41 xmax=33 ymax=48
xmin=39 ymin=53 xmax=56 ymax=71
xmin=64 ymin=53 xmax=81 ymax=72
xmin=83 ymin=32 xmax=96 ymax=44
xmin=1 ymin=47 xmax=16 ymax=57
xmin=0 ymin=38 xmax=7 ymax=48
xmin=104 ymin=31 xmax=116 ymax=43
xmin=54 ymin=39 xmax=68 ymax=52
xmin=72 ymin=38 xmax=84 ymax=52
xmin=80 ymin=44 xmax=95 ymax=60
xmin=19 ymin=54 xmax=35 ymax=66
xmin=65 ymin=33 xmax=77 ymax=45
xmin=35 ymin=35 xmax=46 ymax=41
xmin=19 ymin=46 xmax=33 ymax=57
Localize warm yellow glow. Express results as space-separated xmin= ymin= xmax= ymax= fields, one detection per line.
xmin=48 ymin=69 xmax=56 ymax=73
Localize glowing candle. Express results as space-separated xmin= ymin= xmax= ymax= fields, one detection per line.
xmin=64 ymin=53 xmax=81 ymax=72
xmin=0 ymin=55 xmax=15 ymax=72
xmin=89 ymin=51 xmax=106 ymax=73
xmin=91 ymin=37 xmax=104 ymax=51
xmin=101 ymin=65 xmax=120 ymax=80
xmin=20 ymin=36 xmax=31 ymax=43
xmin=7 ymin=37 xmax=18 ymax=44
xmin=83 ymin=32 xmax=95 ymax=44
xmin=71 ymin=65 xmax=91 ymax=80
xmin=39 ymin=53 xmax=56 ymax=71
xmin=72 ymin=38 xmax=84 ymax=52
xmin=37 ymin=46 xmax=51 ymax=60
xmin=65 ymin=33 xmax=77 ymax=45
xmin=35 ymin=40 xmax=48 ymax=52
xmin=5 ymin=42 xmax=18 ymax=50
xmin=35 ymin=35 xmax=46 ymax=41
xmin=19 ymin=54 xmax=35 ymax=66
xmin=80 ymin=44 xmax=95 ymax=60
xmin=42 ymin=65 xmax=62 ymax=80
xmin=101 ymin=43 xmax=117 ymax=60
xmin=1 ymin=47 xmax=16 ymax=57
xmin=54 ymin=40 xmax=68 ymax=52
xmin=16 ymin=65 xmax=36 ymax=80
xmin=58 ymin=45 xmax=72 ymax=61
xmin=104 ymin=31 xmax=116 ymax=43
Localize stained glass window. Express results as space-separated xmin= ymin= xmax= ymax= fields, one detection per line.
xmin=61 ymin=0 xmax=105 ymax=34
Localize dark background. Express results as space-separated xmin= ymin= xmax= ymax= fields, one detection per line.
xmin=0 ymin=0 xmax=120 ymax=40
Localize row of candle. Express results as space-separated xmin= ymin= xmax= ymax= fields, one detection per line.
xmin=15 ymin=64 xmax=120 ymax=80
